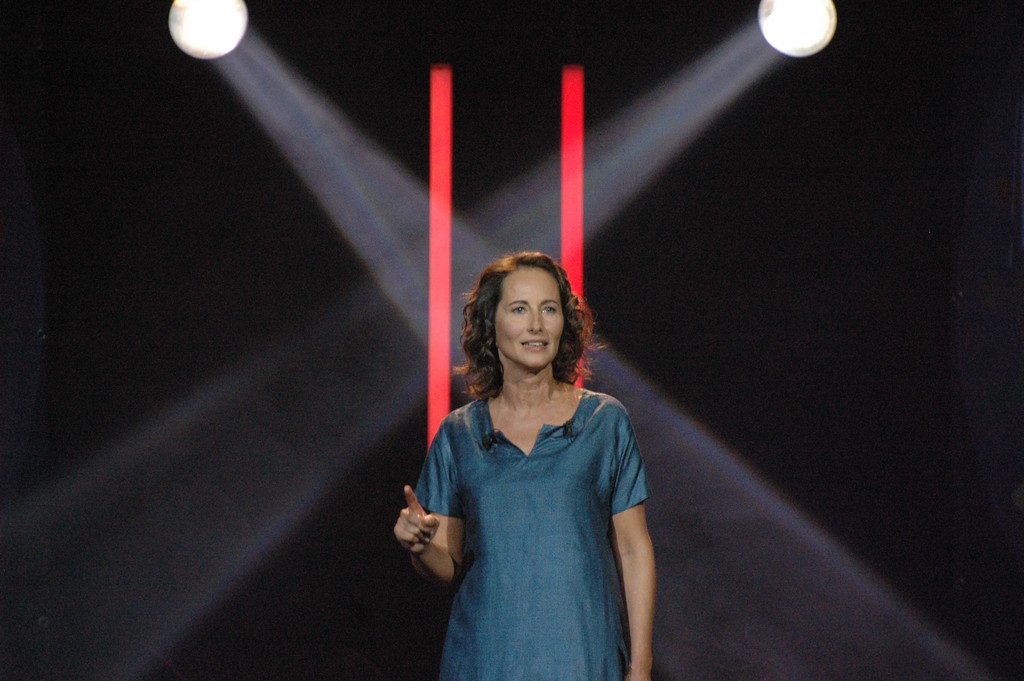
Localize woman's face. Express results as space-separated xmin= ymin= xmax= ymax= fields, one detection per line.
xmin=493 ymin=267 xmax=564 ymax=380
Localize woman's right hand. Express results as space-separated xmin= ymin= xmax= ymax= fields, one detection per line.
xmin=394 ymin=485 xmax=440 ymax=555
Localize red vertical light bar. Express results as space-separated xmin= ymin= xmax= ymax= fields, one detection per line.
xmin=428 ymin=65 xmax=453 ymax=442
xmin=561 ymin=65 xmax=584 ymax=295
xmin=562 ymin=66 xmax=585 ymax=385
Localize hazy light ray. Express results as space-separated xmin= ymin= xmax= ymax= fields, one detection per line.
xmin=472 ymin=22 xmax=781 ymax=252
xmin=591 ymin=348 xmax=994 ymax=679
xmin=4 ymin=283 xmax=425 ymax=681
xmin=212 ymin=31 xmax=479 ymax=359
xmin=215 ymin=31 xmax=432 ymax=337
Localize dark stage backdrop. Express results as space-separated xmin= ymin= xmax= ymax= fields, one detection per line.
xmin=2 ymin=1 xmax=1024 ymax=679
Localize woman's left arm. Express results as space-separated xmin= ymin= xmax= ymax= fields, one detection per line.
xmin=611 ymin=503 xmax=656 ymax=681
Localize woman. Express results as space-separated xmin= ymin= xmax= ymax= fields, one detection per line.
xmin=394 ymin=252 xmax=655 ymax=681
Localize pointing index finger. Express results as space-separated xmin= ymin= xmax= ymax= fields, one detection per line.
xmin=404 ymin=484 xmax=427 ymax=518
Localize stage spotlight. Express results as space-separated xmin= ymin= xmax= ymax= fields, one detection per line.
xmin=758 ymin=0 xmax=837 ymax=57
xmin=169 ymin=0 xmax=248 ymax=59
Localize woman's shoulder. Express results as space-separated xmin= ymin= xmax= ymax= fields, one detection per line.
xmin=575 ymin=389 xmax=635 ymax=430
xmin=581 ymin=389 xmax=629 ymax=414
xmin=436 ymin=399 xmax=487 ymax=435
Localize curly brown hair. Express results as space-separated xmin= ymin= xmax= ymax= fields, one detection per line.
xmin=456 ymin=252 xmax=594 ymax=399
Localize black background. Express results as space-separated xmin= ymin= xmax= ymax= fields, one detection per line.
xmin=3 ymin=1 xmax=1024 ymax=679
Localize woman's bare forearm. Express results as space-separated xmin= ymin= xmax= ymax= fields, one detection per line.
xmin=409 ymin=541 xmax=457 ymax=586
xmin=619 ymin=539 xmax=655 ymax=675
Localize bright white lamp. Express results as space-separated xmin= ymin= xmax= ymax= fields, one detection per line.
xmin=758 ymin=0 xmax=837 ymax=58
xmin=168 ymin=0 xmax=249 ymax=60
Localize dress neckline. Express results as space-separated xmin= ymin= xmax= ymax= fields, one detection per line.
xmin=474 ymin=389 xmax=594 ymax=456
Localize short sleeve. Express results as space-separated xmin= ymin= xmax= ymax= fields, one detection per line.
xmin=610 ymin=411 xmax=650 ymax=515
xmin=415 ymin=425 xmax=464 ymax=518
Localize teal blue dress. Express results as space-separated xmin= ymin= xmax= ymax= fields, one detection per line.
xmin=415 ymin=390 xmax=651 ymax=681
